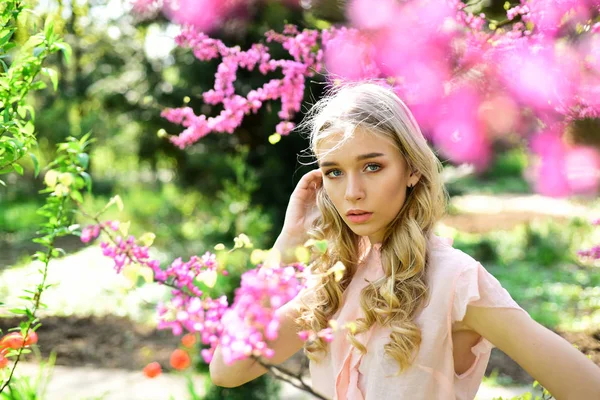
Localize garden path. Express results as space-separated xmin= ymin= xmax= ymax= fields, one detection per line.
xmin=13 ymin=362 xmax=539 ymax=400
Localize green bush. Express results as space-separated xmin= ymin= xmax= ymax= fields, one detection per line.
xmin=202 ymin=374 xmax=281 ymax=400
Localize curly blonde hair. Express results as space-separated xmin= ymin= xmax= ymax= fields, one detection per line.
xmin=296 ymin=81 xmax=448 ymax=373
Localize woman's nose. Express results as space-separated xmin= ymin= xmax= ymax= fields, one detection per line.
xmin=344 ymin=174 xmax=365 ymax=202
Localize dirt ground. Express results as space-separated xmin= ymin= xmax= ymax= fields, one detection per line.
xmin=441 ymin=211 xmax=571 ymax=234
xmin=0 ymin=315 xmax=181 ymax=371
xmin=0 ymin=315 xmax=598 ymax=384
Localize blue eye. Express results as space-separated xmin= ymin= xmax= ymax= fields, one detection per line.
xmin=325 ymin=169 xmax=342 ymax=178
xmin=365 ymin=163 xmax=381 ymax=172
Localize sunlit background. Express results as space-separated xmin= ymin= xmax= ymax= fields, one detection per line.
xmin=1 ymin=0 xmax=600 ymax=398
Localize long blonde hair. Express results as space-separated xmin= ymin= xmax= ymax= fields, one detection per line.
xmin=296 ymin=82 xmax=448 ymax=373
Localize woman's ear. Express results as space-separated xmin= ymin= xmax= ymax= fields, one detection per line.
xmin=408 ymin=169 xmax=422 ymax=188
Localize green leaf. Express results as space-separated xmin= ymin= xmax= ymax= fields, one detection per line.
xmin=80 ymin=171 xmax=92 ymax=192
xmin=42 ymin=67 xmax=58 ymax=91
xmin=51 ymin=248 xmax=66 ymax=257
xmin=0 ymin=30 xmax=13 ymax=47
xmin=44 ymin=16 xmax=55 ymax=40
xmin=13 ymin=163 xmax=23 ymax=175
xmin=33 ymin=45 xmax=45 ymax=57
xmin=9 ymin=308 xmax=27 ymax=315
xmin=70 ymin=190 xmax=83 ymax=203
xmin=54 ymin=42 xmax=71 ymax=64
xmin=76 ymin=152 xmax=89 ymax=169
xmin=30 ymin=152 xmax=39 ymax=177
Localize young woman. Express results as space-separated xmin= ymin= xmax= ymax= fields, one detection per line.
xmin=209 ymin=82 xmax=600 ymax=399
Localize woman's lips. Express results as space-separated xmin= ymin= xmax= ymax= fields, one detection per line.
xmin=347 ymin=212 xmax=373 ymax=223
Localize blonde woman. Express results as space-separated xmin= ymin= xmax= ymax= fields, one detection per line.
xmin=209 ymin=82 xmax=600 ymax=399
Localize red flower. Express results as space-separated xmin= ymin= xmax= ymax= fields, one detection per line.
xmin=0 ymin=349 xmax=8 ymax=369
xmin=0 ymin=330 xmax=38 ymax=350
xmin=170 ymin=349 xmax=191 ymax=370
xmin=181 ymin=333 xmax=196 ymax=348
xmin=0 ymin=333 xmax=24 ymax=350
xmin=143 ymin=361 xmax=162 ymax=378
xmin=24 ymin=330 xmax=38 ymax=346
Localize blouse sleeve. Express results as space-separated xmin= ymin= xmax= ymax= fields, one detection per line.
xmin=452 ymin=261 xmax=530 ymax=323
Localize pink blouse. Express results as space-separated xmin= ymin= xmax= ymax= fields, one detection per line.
xmin=309 ymin=234 xmax=530 ymax=400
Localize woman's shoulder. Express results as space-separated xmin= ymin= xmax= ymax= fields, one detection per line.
xmin=427 ymin=233 xmax=479 ymax=277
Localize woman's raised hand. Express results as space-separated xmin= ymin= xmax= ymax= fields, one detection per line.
xmin=279 ymin=169 xmax=323 ymax=246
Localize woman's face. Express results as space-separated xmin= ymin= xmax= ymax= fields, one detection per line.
xmin=317 ymin=128 xmax=420 ymax=244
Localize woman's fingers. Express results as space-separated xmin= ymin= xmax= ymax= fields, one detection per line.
xmin=297 ymin=169 xmax=322 ymax=191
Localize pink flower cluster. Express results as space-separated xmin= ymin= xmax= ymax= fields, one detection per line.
xmin=100 ymin=236 xmax=153 ymax=275
xmin=80 ymin=220 xmax=119 ymax=243
xmin=80 ymin=221 xmax=328 ymax=366
xmin=218 ymin=264 xmax=305 ymax=365
xmin=578 ymin=245 xmax=600 ymax=260
xmin=154 ymin=0 xmax=600 ymax=196
xmin=161 ymin=25 xmax=323 ymax=148
xmin=157 ymin=294 xmax=229 ymax=363
xmin=129 ymin=0 xmax=253 ymax=32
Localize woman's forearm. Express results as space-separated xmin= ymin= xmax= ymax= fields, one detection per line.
xmin=209 ymin=343 xmax=268 ymax=387
xmin=273 ymin=230 xmax=306 ymax=264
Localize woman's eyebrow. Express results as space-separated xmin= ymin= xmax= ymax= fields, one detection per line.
xmin=319 ymin=152 xmax=385 ymax=167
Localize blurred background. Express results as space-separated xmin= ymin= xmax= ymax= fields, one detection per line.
xmin=1 ymin=0 xmax=600 ymax=399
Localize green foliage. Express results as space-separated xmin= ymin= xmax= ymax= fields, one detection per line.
xmin=202 ymin=374 xmax=281 ymax=400
xmin=446 ymin=147 xmax=530 ymax=196
xmin=451 ymin=218 xmax=600 ymax=329
xmin=482 ymin=368 xmax=516 ymax=387
xmin=492 ymin=380 xmax=554 ymax=400
xmin=0 ymin=200 xmax=43 ymax=234
xmin=0 ymin=351 xmax=56 ymax=400
xmin=79 ymin=146 xmax=272 ymax=259
xmin=0 ymin=0 xmax=71 ymax=184
xmin=1 ymin=135 xmax=91 ymax=393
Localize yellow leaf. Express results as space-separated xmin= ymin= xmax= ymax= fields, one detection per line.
xmin=328 ymin=261 xmax=345 ymax=282
xmin=121 ymin=264 xmax=138 ymax=287
xmin=115 ymin=195 xmax=124 ymax=211
xmin=119 ymin=221 xmax=131 ymax=237
xmin=268 ymin=133 xmax=281 ymax=145
xmin=294 ymin=246 xmax=310 ymax=264
xmin=59 ymin=172 xmax=74 ymax=187
xmin=139 ymin=267 xmax=154 ymax=283
xmin=198 ymin=270 xmax=218 ymax=288
xmin=262 ymin=248 xmax=281 ymax=269
xmin=250 ymin=249 xmax=265 ymax=265
xmin=344 ymin=321 xmax=357 ymax=334
xmin=233 ymin=233 xmax=253 ymax=249
xmin=44 ymin=170 xmax=58 ymax=188
xmin=139 ymin=232 xmax=156 ymax=247
xmin=54 ymin=183 xmax=70 ymax=197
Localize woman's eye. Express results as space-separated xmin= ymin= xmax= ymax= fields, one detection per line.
xmin=325 ymin=169 xmax=342 ymax=178
xmin=365 ymin=163 xmax=381 ymax=172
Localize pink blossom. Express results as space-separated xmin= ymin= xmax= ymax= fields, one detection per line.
xmin=322 ymin=28 xmax=380 ymax=81
xmin=564 ymin=146 xmax=600 ymax=194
